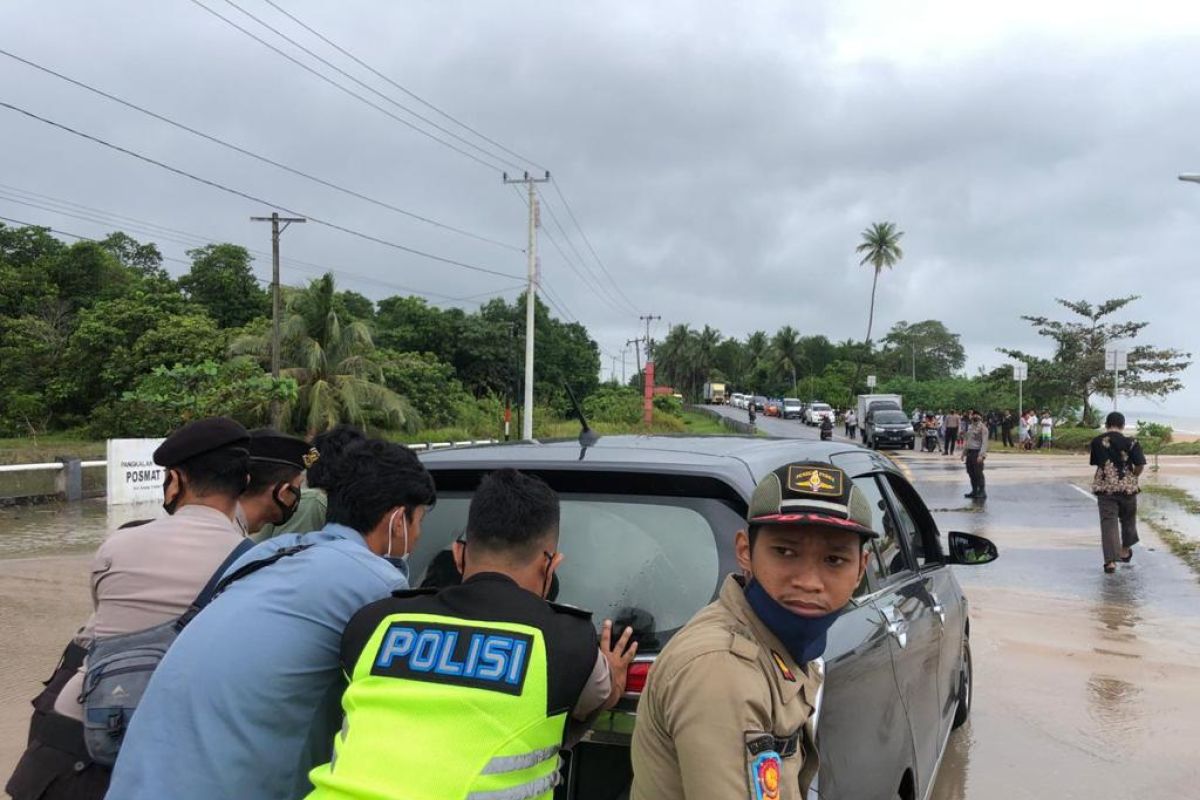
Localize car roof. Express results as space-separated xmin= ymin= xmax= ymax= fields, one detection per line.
xmin=418 ymin=434 xmax=896 ymax=498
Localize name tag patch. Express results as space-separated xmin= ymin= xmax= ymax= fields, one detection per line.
xmin=371 ymin=621 xmax=533 ymax=695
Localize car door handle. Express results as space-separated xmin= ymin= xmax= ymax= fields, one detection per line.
xmin=881 ymin=607 xmax=909 ymax=649
xmin=930 ymin=591 xmax=946 ymax=625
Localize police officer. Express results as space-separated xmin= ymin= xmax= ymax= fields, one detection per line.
xmin=253 ymin=424 xmax=365 ymax=541
xmin=5 ymin=417 xmax=250 ymax=800
xmin=305 ymin=468 xmax=638 ymax=800
xmin=961 ymin=411 xmax=988 ymax=500
xmin=108 ymin=437 xmax=435 ymax=800
xmin=631 ymin=461 xmax=875 ymax=800
xmin=235 ymin=428 xmax=320 ymax=535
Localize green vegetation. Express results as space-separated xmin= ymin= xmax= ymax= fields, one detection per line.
xmin=0 ymin=222 xmax=599 ymax=442
xmin=1161 ymin=441 xmax=1200 ymax=455
xmin=1140 ymin=483 xmax=1200 ymax=515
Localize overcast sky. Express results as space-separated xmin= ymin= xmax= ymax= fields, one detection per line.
xmin=3 ymin=1 xmax=1198 ymax=416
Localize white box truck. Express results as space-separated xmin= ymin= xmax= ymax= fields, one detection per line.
xmin=857 ymin=394 xmax=903 ymax=442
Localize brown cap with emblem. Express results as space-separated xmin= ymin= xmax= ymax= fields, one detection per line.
xmin=748 ymin=461 xmax=878 ymax=538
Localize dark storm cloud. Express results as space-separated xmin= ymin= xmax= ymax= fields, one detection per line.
xmin=1 ymin=1 xmax=1197 ymax=410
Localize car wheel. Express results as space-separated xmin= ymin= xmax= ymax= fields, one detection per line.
xmin=907 ymin=441 xmax=915 ymax=450
xmin=952 ymin=637 xmax=973 ymax=729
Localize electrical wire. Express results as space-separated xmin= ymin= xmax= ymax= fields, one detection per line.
xmin=187 ymin=0 xmax=510 ymax=173
xmin=536 ymin=189 xmax=634 ymax=317
xmin=0 ymin=49 xmax=521 ymax=253
xmin=0 ymin=101 xmax=525 ymax=281
xmin=258 ymin=0 xmax=547 ymax=174
xmin=0 ymin=192 xmax=523 ymax=305
xmin=550 ymin=178 xmax=639 ymax=313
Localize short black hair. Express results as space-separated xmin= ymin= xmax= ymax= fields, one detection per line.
xmin=177 ymin=445 xmax=249 ymax=499
xmin=1106 ymin=412 xmax=1126 ymax=430
xmin=246 ymin=460 xmax=301 ymax=495
xmin=326 ymin=439 xmax=436 ymax=533
xmin=306 ymin=425 xmax=367 ymax=491
xmin=466 ymin=469 xmax=560 ymax=560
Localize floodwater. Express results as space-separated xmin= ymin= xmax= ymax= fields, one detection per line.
xmin=4 ymin=424 xmax=1200 ymax=797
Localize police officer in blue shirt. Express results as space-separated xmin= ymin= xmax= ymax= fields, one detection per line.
xmin=107 ymin=437 xmax=436 ymax=800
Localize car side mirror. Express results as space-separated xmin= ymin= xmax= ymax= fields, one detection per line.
xmin=946 ymin=531 xmax=999 ymax=565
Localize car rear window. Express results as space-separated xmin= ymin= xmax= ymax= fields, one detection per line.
xmin=813 ymin=404 xmax=831 ymax=411
xmin=409 ymin=492 xmax=737 ymax=650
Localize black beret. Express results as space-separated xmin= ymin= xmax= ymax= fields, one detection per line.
xmin=248 ymin=428 xmax=319 ymax=471
xmin=153 ymin=417 xmax=250 ymax=467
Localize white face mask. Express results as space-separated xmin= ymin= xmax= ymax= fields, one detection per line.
xmin=385 ymin=509 xmax=409 ymax=564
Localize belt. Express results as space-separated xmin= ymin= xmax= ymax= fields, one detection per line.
xmin=746 ymin=731 xmax=800 ymax=759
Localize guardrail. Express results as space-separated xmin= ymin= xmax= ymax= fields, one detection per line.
xmin=686 ymin=405 xmax=757 ymax=435
xmin=0 ymin=441 xmax=499 ymax=504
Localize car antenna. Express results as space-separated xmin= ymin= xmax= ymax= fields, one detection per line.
xmin=563 ymin=382 xmax=598 ymax=455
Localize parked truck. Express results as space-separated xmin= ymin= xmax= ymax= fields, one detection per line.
xmin=856 ymin=393 xmax=903 ymax=442
xmin=702 ymin=382 xmax=727 ymax=404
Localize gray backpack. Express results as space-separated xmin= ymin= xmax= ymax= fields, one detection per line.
xmin=79 ymin=538 xmax=272 ymax=765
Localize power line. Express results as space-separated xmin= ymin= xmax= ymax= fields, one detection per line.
xmin=187 ymin=0 xmax=511 ymax=173
xmin=0 ymin=48 xmax=521 ymax=253
xmin=0 ymin=101 xmax=524 ymax=281
xmin=0 ymin=191 xmax=524 ymax=305
xmin=257 ymin=0 xmax=547 ymax=174
xmin=536 ymin=188 xmax=635 ymax=316
xmin=550 ymin=177 xmax=639 ymax=313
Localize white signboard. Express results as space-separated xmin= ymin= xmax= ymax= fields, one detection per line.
xmin=866 ymin=375 xmax=877 ymax=388
xmin=106 ymin=438 xmax=166 ymax=506
xmin=1104 ymin=348 xmax=1128 ymax=371
xmin=1012 ymin=362 xmax=1028 ymax=381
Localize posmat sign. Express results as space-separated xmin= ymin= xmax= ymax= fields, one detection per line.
xmin=106 ymin=438 xmax=166 ymax=506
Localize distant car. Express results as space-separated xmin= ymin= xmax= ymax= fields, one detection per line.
xmin=733 ymin=393 xmax=747 ymax=410
xmin=414 ymin=436 xmax=998 ymax=800
xmin=765 ymin=400 xmax=782 ymax=417
xmin=752 ymin=395 xmax=767 ymax=412
xmin=804 ymin=402 xmax=834 ymax=426
xmin=865 ymin=408 xmax=916 ymax=450
xmin=782 ymin=397 xmax=803 ymax=419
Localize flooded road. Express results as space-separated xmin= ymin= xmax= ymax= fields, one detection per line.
xmin=3 ymin=422 xmax=1200 ymax=798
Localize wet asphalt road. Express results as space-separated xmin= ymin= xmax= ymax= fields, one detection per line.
xmin=2 ymin=418 xmax=1199 ymax=798
xmin=711 ymin=405 xmax=1200 ymax=799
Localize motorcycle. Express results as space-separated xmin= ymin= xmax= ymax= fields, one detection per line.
xmin=819 ymin=418 xmax=834 ymax=441
xmin=922 ymin=426 xmax=940 ymax=452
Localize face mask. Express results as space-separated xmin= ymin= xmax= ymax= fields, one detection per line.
xmin=384 ymin=509 xmax=410 ymax=569
xmin=744 ymin=578 xmax=843 ymax=664
xmin=162 ymin=470 xmax=181 ymax=515
xmin=272 ymin=484 xmax=301 ymax=525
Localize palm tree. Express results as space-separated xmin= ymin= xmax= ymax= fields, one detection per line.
xmin=771 ymin=325 xmax=802 ymax=394
xmin=855 ymin=221 xmax=905 ymax=344
xmin=232 ymin=273 xmax=417 ymax=435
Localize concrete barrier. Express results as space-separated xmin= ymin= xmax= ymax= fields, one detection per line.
xmin=686 ymin=405 xmax=756 ymax=435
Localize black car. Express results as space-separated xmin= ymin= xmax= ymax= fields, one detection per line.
xmin=414 ymin=435 xmax=997 ymax=800
xmin=864 ymin=408 xmax=916 ymax=450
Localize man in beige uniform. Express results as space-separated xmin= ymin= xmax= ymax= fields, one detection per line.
xmin=4 ymin=417 xmax=252 ymax=800
xmin=631 ymin=461 xmax=875 ymax=800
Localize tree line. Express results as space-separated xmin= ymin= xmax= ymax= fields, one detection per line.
xmin=0 ymin=223 xmax=600 ymax=438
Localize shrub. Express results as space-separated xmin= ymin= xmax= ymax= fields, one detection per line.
xmin=1049 ymin=427 xmax=1097 ymax=450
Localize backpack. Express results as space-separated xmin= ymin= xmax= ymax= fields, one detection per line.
xmin=79 ymin=539 xmax=309 ymax=765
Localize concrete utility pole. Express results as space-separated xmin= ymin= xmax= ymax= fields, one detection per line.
xmin=503 ymin=171 xmax=550 ymax=440
xmin=637 ymin=314 xmax=661 ymax=392
xmin=626 ymin=337 xmax=644 ymax=388
xmin=621 ymin=346 xmax=629 ymax=385
xmin=251 ymin=211 xmax=306 ymax=429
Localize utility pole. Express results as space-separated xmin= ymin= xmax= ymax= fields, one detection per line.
xmin=610 ymin=354 xmax=619 ymax=383
xmin=251 ymin=211 xmax=306 ymax=429
xmin=621 ymin=347 xmax=628 ymax=385
xmin=628 ymin=335 xmax=648 ymax=388
xmin=637 ymin=314 xmax=661 ymax=392
xmin=503 ymin=171 xmax=550 ymax=440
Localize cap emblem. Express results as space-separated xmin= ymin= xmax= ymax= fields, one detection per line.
xmin=302 ymin=448 xmax=321 ymax=469
xmin=787 ymin=466 xmax=843 ymax=498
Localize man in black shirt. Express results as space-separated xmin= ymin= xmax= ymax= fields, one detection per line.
xmin=1089 ymin=412 xmax=1147 ymax=574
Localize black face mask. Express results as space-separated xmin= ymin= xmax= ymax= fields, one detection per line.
xmin=162 ymin=470 xmax=181 ymax=515
xmin=272 ymin=484 xmax=301 ymax=525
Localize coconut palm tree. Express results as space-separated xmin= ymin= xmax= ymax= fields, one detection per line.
xmin=232 ymin=273 xmax=417 ymax=435
xmin=855 ymin=221 xmax=905 ymax=344
xmin=771 ymin=325 xmax=802 ymax=394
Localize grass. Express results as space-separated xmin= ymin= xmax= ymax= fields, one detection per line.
xmin=1137 ymin=482 xmax=1200 ymax=582
xmin=1161 ymin=441 xmax=1200 ymax=456
xmin=0 ymin=433 xmax=106 ymax=465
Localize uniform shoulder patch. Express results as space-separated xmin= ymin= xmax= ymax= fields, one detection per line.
xmin=390 ymin=587 xmax=438 ymax=599
xmin=747 ymin=749 xmax=783 ymax=800
xmin=546 ymin=600 xmax=593 ymax=620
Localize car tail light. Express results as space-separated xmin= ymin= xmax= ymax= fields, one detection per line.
xmin=625 ymin=660 xmax=654 ymax=695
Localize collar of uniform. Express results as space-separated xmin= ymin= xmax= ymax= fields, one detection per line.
xmin=719 ymin=574 xmax=818 ymax=706
xmin=173 ymin=503 xmax=241 ymax=529
xmin=320 ymin=522 xmax=372 ymax=549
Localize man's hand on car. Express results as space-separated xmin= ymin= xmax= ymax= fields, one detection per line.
xmin=600 ymin=619 xmax=638 ymax=708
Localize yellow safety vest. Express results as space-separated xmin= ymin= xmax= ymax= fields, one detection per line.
xmin=307 ymin=612 xmax=567 ymax=800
